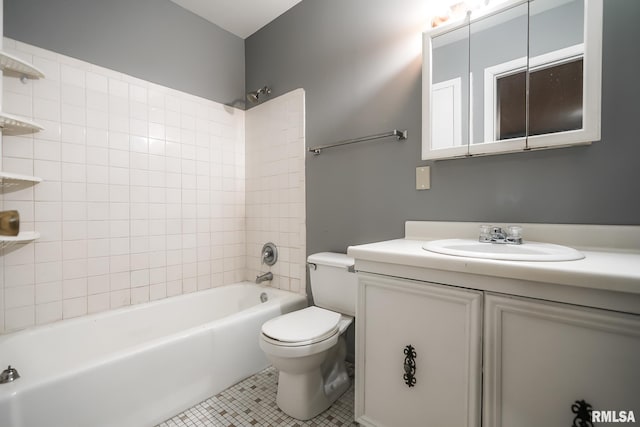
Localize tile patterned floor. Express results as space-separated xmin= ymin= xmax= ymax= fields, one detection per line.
xmin=156 ymin=366 xmax=357 ymax=427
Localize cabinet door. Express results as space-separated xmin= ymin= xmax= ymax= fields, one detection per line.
xmin=484 ymin=293 xmax=640 ymax=427
xmin=355 ymin=274 xmax=482 ymax=427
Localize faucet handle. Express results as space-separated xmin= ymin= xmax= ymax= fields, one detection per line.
xmin=506 ymin=225 xmax=523 ymax=244
xmin=479 ymin=224 xmax=492 ymax=242
xmin=261 ymin=242 xmax=278 ymax=266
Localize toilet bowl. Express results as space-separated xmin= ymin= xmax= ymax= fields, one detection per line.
xmin=259 ymin=252 xmax=357 ymax=420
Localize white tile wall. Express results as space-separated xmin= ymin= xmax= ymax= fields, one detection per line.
xmin=1 ymin=38 xmax=248 ymax=333
xmin=245 ymin=89 xmax=306 ymax=294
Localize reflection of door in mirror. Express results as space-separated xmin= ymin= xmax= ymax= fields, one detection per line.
xmin=430 ymin=26 xmax=469 ymax=151
xmin=432 ymin=78 xmax=462 ymax=149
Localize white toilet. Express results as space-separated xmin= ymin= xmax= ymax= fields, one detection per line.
xmin=259 ymin=252 xmax=357 ymax=420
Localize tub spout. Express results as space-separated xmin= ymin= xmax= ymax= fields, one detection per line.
xmin=256 ymin=272 xmax=273 ymax=284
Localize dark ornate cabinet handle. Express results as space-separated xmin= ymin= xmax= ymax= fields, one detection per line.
xmin=403 ymin=345 xmax=417 ymax=387
xmin=571 ymin=399 xmax=593 ymax=427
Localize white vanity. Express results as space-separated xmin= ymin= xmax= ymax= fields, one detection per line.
xmin=348 ymin=221 xmax=640 ymax=427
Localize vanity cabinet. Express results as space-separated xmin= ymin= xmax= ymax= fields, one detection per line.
xmin=484 ymin=293 xmax=640 ymax=427
xmin=355 ymin=273 xmax=483 ymax=427
xmin=355 ymin=274 xmax=640 ymax=427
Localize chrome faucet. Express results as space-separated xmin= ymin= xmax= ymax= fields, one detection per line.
xmin=261 ymin=243 xmax=278 ymax=266
xmin=490 ymin=226 xmax=508 ymax=242
xmin=0 ymin=365 xmax=20 ymax=384
xmin=256 ymin=272 xmax=273 ymax=284
xmin=479 ymin=225 xmax=523 ymax=245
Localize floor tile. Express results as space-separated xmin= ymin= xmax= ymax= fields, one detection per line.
xmin=156 ymin=366 xmax=357 ymax=427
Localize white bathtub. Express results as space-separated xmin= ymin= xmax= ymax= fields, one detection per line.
xmin=0 ymin=282 xmax=307 ymax=427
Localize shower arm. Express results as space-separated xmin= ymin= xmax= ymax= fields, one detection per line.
xmin=247 ymin=86 xmax=272 ymax=104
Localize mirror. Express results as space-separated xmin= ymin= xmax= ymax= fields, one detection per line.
xmin=422 ymin=0 xmax=603 ymax=160
xmin=470 ymin=2 xmax=528 ymax=151
xmin=430 ymin=26 xmax=469 ymax=152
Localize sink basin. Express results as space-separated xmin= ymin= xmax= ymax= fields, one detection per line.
xmin=422 ymin=239 xmax=585 ymax=261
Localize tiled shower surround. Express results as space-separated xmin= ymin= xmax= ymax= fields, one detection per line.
xmin=0 ymin=38 xmax=306 ymax=333
xmin=245 ymin=89 xmax=306 ymax=294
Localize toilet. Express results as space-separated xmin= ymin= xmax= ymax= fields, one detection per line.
xmin=259 ymin=252 xmax=357 ymax=420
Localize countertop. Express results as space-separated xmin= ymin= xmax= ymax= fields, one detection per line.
xmin=347 ymin=221 xmax=640 ymax=295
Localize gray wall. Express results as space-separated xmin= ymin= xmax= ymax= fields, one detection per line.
xmin=4 ymin=0 xmax=245 ymax=106
xmin=246 ymin=0 xmax=640 ymax=256
xmin=5 ymin=0 xmax=640 ymax=256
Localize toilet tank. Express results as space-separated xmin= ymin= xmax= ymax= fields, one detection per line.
xmin=307 ymin=252 xmax=357 ymax=317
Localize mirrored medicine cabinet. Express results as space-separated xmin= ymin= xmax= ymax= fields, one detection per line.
xmin=422 ymin=0 xmax=603 ymax=160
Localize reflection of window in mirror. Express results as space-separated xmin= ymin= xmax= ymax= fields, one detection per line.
xmin=529 ymin=58 xmax=583 ymax=135
xmin=495 ymin=57 xmax=583 ymax=139
xmin=496 ymin=71 xmax=526 ymax=140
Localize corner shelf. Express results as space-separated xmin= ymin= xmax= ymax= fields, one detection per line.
xmin=0 ymin=171 xmax=43 ymax=191
xmin=0 ymin=231 xmax=40 ymax=250
xmin=0 ymin=50 xmax=45 ymax=79
xmin=0 ymin=49 xmax=45 ymax=252
xmin=0 ymin=111 xmax=44 ymax=135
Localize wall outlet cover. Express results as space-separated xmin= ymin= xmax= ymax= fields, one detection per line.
xmin=416 ymin=166 xmax=430 ymax=190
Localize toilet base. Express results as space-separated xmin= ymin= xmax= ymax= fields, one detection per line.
xmin=273 ymin=336 xmax=350 ymax=420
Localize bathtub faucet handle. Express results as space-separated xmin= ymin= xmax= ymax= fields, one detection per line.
xmin=0 ymin=365 xmax=20 ymax=384
xmin=261 ymin=242 xmax=278 ymax=266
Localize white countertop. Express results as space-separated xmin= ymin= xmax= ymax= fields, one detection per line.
xmin=347 ymin=221 xmax=640 ymax=295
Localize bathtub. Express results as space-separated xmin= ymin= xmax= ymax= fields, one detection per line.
xmin=0 ymin=282 xmax=307 ymax=427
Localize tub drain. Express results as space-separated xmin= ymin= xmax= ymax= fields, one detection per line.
xmin=260 ymin=292 xmax=268 ymax=303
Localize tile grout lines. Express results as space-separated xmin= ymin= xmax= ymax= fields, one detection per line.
xmin=157 ymin=366 xmax=358 ymax=427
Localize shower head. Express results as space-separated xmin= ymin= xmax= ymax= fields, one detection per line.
xmin=246 ymin=92 xmax=259 ymax=103
xmin=246 ymin=86 xmax=271 ymax=104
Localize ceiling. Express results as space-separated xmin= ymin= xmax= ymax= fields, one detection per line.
xmin=170 ymin=0 xmax=303 ymax=39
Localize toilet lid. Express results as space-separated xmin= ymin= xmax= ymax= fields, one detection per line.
xmin=261 ymin=306 xmax=341 ymax=344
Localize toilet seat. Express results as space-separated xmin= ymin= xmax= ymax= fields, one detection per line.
xmin=262 ymin=306 xmax=341 ymax=347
